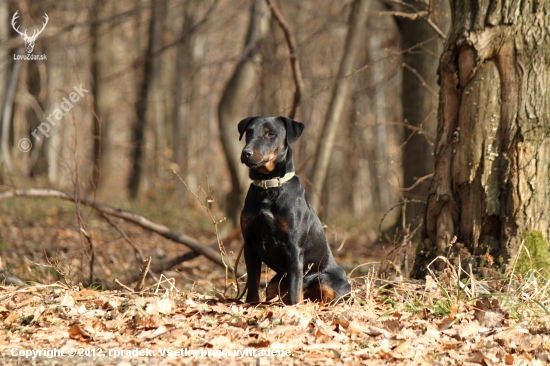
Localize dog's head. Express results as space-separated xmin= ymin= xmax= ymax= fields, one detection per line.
xmin=238 ymin=116 xmax=304 ymax=174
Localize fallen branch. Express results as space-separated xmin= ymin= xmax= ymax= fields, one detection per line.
xmin=0 ymin=189 xmax=233 ymax=271
xmin=0 ymin=270 xmax=26 ymax=286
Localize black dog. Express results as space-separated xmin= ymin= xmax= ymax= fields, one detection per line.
xmin=238 ymin=116 xmax=351 ymax=305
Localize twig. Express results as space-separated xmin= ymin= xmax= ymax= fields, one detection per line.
xmin=386 ymin=0 xmax=446 ymax=39
xmin=135 ymin=256 xmax=152 ymax=292
xmin=102 ymin=213 xmax=159 ymax=283
xmin=400 ymin=173 xmax=433 ymax=192
xmin=378 ymin=199 xmax=425 ymax=236
xmin=171 ymin=172 xmax=229 ymax=268
xmin=402 ymin=62 xmax=438 ymax=97
xmin=378 ymin=10 xmax=427 ymax=19
xmin=265 ymin=0 xmax=305 ymax=119
xmin=114 ymin=279 xmax=134 ymax=292
xmin=352 ymin=36 xmax=439 ymax=77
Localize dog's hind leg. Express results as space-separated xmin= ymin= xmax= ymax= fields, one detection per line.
xmin=266 ymin=273 xmax=290 ymax=304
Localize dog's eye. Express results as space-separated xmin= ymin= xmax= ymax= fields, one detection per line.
xmin=266 ymin=132 xmax=276 ymax=138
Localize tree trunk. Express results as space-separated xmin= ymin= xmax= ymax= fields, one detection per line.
xmin=413 ymin=1 xmax=550 ymax=277
xmin=401 ymin=0 xmax=449 ymax=223
xmin=90 ymin=0 xmax=107 ymax=191
xmin=308 ymin=0 xmax=372 ymax=214
xmin=151 ymin=1 xmax=167 ymax=185
xmin=0 ymin=0 xmax=9 ymax=175
xmin=127 ymin=0 xmax=166 ymax=199
xmin=172 ymin=3 xmax=196 ymax=200
xmin=367 ymin=9 xmax=391 ymax=215
xmin=217 ymin=0 xmax=270 ymax=226
xmin=0 ymin=56 xmax=20 ymax=174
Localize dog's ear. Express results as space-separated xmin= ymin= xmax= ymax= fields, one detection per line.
xmin=278 ymin=116 xmax=304 ymax=145
xmin=238 ymin=116 xmax=258 ymax=141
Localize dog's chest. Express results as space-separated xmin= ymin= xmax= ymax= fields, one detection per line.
xmin=243 ymin=194 xmax=290 ymax=249
xmin=249 ymin=206 xmax=281 ymax=237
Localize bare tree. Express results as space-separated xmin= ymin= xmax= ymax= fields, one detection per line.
xmin=127 ymin=0 xmax=167 ymax=198
xmin=413 ymin=1 xmax=550 ymax=277
xmin=217 ymin=0 xmax=270 ymax=225
xmin=172 ymin=3 xmax=195 ymax=196
xmin=89 ymin=0 xmax=106 ymax=191
xmin=308 ymin=0 xmax=372 ymax=214
xmin=0 ymin=0 xmax=9 ymax=174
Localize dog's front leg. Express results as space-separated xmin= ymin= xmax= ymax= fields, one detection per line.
xmin=287 ymin=247 xmax=304 ymax=305
xmin=244 ymin=245 xmax=262 ymax=303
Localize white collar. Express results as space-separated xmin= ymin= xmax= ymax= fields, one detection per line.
xmin=252 ymin=172 xmax=295 ymax=189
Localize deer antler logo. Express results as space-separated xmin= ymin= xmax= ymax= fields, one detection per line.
xmin=11 ymin=11 xmax=49 ymax=54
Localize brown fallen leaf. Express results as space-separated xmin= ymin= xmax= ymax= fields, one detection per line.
xmin=74 ymin=289 xmax=99 ymax=300
xmin=303 ymin=351 xmax=329 ymax=359
xmin=392 ymin=338 xmax=412 ymax=354
xmin=210 ymin=303 xmax=232 ymax=314
xmin=378 ymin=349 xmax=389 ymax=359
xmin=439 ymin=316 xmax=454 ymax=330
xmin=468 ymin=351 xmax=486 ymax=364
xmin=91 ymin=319 xmax=105 ymax=331
xmin=457 ymin=322 xmax=479 ymax=340
xmin=228 ymin=317 xmax=248 ymax=328
xmin=383 ymin=319 xmax=400 ymax=332
xmin=4 ymin=312 xmax=19 ymax=326
xmin=69 ymin=324 xmax=91 ymax=340
xmin=440 ymin=339 xmax=462 ymax=350
xmin=331 ymin=319 xmax=350 ymax=329
xmin=505 ymin=354 xmax=514 ymax=365
xmin=315 ymin=327 xmax=326 ymax=339
xmin=136 ymin=315 xmax=164 ymax=329
xmin=248 ymin=339 xmax=271 ymax=348
xmin=137 ymin=325 xmax=168 ymax=340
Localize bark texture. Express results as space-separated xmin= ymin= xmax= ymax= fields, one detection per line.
xmin=413 ymin=1 xmax=550 ymax=276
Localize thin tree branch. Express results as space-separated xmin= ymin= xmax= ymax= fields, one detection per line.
xmin=402 ymin=62 xmax=438 ymax=97
xmin=386 ymin=0 xmax=446 ymax=39
xmin=265 ymin=0 xmax=305 ymax=119
xmin=400 ymin=173 xmax=433 ymax=192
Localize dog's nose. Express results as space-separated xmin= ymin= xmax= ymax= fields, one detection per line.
xmin=241 ymin=149 xmax=253 ymax=159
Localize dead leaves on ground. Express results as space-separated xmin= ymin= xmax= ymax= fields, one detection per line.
xmin=0 ymin=284 xmax=550 ymax=365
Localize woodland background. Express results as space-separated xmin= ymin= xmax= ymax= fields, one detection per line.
xmin=0 ymin=0 xmax=449 ymax=287
xmin=2 ymin=2 xmax=550 ymax=364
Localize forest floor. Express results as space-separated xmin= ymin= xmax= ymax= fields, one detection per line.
xmin=1 ymin=197 xmax=550 ymax=365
